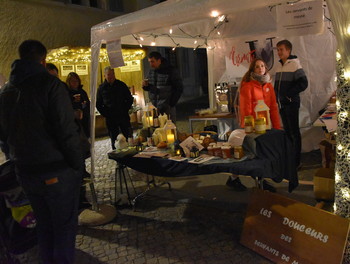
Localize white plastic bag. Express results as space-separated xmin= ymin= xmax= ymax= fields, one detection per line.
xmin=227 ymin=129 xmax=246 ymax=146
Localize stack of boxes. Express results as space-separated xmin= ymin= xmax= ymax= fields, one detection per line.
xmin=314 ymin=132 xmax=336 ymax=201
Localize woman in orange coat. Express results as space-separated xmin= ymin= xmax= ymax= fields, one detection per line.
xmin=239 ymin=58 xmax=280 ymax=129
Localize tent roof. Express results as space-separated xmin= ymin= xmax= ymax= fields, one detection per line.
xmin=91 ymin=0 xmax=290 ymax=48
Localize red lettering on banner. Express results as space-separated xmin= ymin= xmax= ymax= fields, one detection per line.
xmin=229 ymin=46 xmax=255 ymax=67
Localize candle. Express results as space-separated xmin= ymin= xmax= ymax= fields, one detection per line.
xmin=167 ymin=134 xmax=175 ymax=144
xmin=146 ymin=116 xmax=153 ymax=127
xmin=175 ymin=148 xmax=181 ymax=156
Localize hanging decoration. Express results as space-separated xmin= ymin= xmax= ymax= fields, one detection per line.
xmin=46 ymin=47 xmax=146 ymax=64
xmin=131 ymin=14 xmax=228 ymax=51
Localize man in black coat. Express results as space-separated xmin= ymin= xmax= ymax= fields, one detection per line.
xmin=0 ymin=40 xmax=83 ymax=264
xmin=96 ymin=66 xmax=133 ymax=149
xmin=142 ymin=51 xmax=183 ymax=122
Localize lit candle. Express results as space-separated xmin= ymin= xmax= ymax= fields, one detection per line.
xmin=175 ymin=148 xmax=181 ymax=156
xmin=167 ymin=134 xmax=175 ymax=144
xmin=146 ymin=116 xmax=153 ymax=127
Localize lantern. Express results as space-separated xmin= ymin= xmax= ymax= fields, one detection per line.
xmin=190 ymin=146 xmax=200 ymax=158
xmin=254 ymin=100 xmax=271 ymax=129
xmin=174 ymin=140 xmax=183 ymax=156
xmin=142 ymin=103 xmax=155 ymax=128
xmin=163 ymin=120 xmax=177 ymax=144
xmin=136 ymin=142 xmax=143 ymax=152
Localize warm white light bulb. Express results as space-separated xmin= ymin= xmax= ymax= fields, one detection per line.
xmin=347 ymin=24 xmax=350 ymax=35
xmin=140 ymin=37 xmax=144 ymax=41
xmin=210 ymin=10 xmax=219 ymax=17
xmin=218 ymin=15 xmax=225 ymax=22
xmin=340 ymin=111 xmax=348 ymax=119
xmin=336 ymin=100 xmax=340 ymax=110
xmin=344 ymin=70 xmax=350 ymax=80
xmin=217 ymin=31 xmax=221 ymax=35
xmin=336 ymin=51 xmax=341 ymax=60
xmin=194 ymin=40 xmax=198 ymax=44
xmin=151 ymin=41 xmax=156 ymax=46
xmin=169 ymin=28 xmax=173 ymax=34
xmin=341 ymin=187 xmax=350 ymax=199
xmin=335 ymin=171 xmax=341 ymax=183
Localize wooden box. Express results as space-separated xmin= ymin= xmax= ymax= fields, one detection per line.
xmin=314 ymin=168 xmax=335 ymax=201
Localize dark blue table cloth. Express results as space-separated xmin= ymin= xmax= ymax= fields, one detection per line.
xmin=108 ymin=129 xmax=298 ymax=192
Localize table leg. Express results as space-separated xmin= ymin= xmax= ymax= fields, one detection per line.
xmin=132 ymin=175 xmax=172 ymax=207
xmin=115 ymin=163 xmax=138 ymax=206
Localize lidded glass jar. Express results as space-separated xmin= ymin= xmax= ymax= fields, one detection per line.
xmin=233 ymin=145 xmax=244 ymax=159
xmin=255 ymin=117 xmax=266 ymax=134
xmin=244 ymin=115 xmax=254 ymax=134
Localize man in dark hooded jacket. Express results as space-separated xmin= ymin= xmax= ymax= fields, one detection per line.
xmin=142 ymin=51 xmax=183 ymax=122
xmin=0 ymin=40 xmax=83 ymax=264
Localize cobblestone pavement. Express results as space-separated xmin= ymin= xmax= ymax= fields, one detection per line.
xmin=13 ymin=137 xmax=272 ymax=264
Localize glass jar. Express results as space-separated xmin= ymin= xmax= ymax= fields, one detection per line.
xmin=255 ymin=117 xmax=266 ymax=134
xmin=207 ymin=146 xmax=214 ymax=156
xmin=213 ymin=145 xmax=222 ymax=157
xmin=233 ymin=145 xmax=244 ymax=159
xmin=244 ymin=115 xmax=254 ymax=134
xmin=222 ymin=146 xmax=232 ymax=159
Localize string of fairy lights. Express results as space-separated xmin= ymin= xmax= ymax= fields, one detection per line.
xmin=130 ymin=0 xmax=329 ymax=51
xmin=46 ymin=47 xmax=146 ymax=64
xmin=47 ymin=1 xmax=327 ymax=64
xmin=131 ymin=13 xmax=228 ymax=51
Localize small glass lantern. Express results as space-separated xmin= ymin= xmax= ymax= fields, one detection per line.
xmin=142 ymin=103 xmax=155 ymax=128
xmin=174 ymin=140 xmax=182 ymax=156
xmin=163 ymin=120 xmax=177 ymax=144
xmin=190 ymin=146 xmax=200 ymax=158
xmin=136 ymin=142 xmax=143 ymax=152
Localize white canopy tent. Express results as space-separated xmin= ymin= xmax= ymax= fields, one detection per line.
xmin=89 ymin=1 xmax=350 ymax=256
xmin=89 ymin=0 xmax=337 ymax=171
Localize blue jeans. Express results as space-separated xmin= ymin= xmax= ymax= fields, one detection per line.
xmin=17 ymin=167 xmax=81 ymax=264
xmin=280 ymin=104 xmax=301 ymax=167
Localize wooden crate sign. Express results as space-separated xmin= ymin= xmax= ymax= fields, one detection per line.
xmin=240 ymin=188 xmax=350 ymax=264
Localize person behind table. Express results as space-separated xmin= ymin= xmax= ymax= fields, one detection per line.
xmin=0 ymin=39 xmax=83 ymax=264
xmin=46 ymin=62 xmax=59 ymax=78
xmin=239 ymin=58 xmax=280 ymax=129
xmin=142 ymin=51 xmax=183 ymax=122
xmin=274 ymin=40 xmax=308 ymax=169
xmin=96 ymin=66 xmax=133 ymax=150
xmin=66 ymin=72 xmax=90 ymax=138
xmin=225 ymin=59 xmax=280 ymax=192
